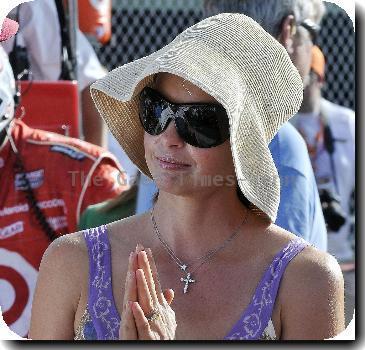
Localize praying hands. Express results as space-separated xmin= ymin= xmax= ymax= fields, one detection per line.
xmin=119 ymin=244 xmax=177 ymax=340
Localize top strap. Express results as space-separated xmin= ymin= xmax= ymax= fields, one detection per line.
xmin=225 ymin=237 xmax=309 ymax=340
xmin=83 ymin=225 xmax=121 ymax=340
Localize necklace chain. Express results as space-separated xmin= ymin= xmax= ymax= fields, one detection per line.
xmin=150 ymin=207 xmax=249 ymax=293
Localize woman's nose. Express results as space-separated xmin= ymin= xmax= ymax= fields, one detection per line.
xmin=159 ymin=120 xmax=185 ymax=148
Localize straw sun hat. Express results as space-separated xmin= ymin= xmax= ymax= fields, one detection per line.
xmin=91 ymin=13 xmax=303 ymax=222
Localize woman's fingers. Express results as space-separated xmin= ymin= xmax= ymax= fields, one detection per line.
xmin=136 ymin=268 xmax=154 ymax=315
xmin=163 ymin=289 xmax=174 ymax=306
xmin=146 ymin=248 xmax=165 ymax=304
xmin=129 ymin=245 xmax=176 ymax=340
xmin=119 ymin=301 xmax=137 ymax=339
xmin=123 ymin=252 xmax=137 ymax=306
xmin=137 ymin=250 xmax=159 ymax=305
xmin=120 ymin=252 xmax=138 ymax=339
xmin=131 ymin=302 xmax=153 ymax=340
xmin=136 ymin=243 xmax=144 ymax=254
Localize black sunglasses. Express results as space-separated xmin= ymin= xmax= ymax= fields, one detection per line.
xmin=139 ymin=87 xmax=230 ymax=148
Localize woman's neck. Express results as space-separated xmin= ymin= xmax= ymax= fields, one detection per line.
xmin=151 ymin=189 xmax=249 ymax=260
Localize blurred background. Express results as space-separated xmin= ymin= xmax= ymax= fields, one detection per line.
xmin=90 ymin=0 xmax=354 ymax=110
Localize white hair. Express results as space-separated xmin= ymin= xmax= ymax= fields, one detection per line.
xmin=310 ymin=0 xmax=326 ymax=25
xmin=203 ymin=0 xmax=326 ymax=38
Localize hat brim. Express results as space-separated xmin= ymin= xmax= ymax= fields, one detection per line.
xmin=0 ymin=18 xmax=19 ymax=42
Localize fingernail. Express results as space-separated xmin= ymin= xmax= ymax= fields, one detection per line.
xmin=135 ymin=243 xmax=144 ymax=253
xmin=141 ymin=250 xmax=148 ymax=260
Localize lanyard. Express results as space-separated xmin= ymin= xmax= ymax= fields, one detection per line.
xmin=319 ymin=108 xmax=339 ymax=194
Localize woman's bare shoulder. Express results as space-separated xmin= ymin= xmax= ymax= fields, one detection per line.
xmin=29 ymin=231 xmax=90 ymax=339
xmin=279 ymin=245 xmax=344 ymax=338
xmin=287 ymin=244 xmax=343 ymax=290
xmin=40 ymin=231 xmax=89 ymax=279
xmin=267 ymin=225 xmax=345 ymax=338
xmin=268 ymin=223 xmax=342 ymax=283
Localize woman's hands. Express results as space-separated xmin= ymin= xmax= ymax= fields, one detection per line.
xmin=120 ymin=245 xmax=176 ymax=340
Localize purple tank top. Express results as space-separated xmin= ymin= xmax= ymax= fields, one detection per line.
xmin=84 ymin=226 xmax=121 ymax=340
xmin=82 ymin=225 xmax=309 ymax=340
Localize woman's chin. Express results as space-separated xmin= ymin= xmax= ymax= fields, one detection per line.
xmin=151 ymin=171 xmax=195 ymax=196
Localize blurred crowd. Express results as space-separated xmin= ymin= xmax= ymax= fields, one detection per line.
xmin=0 ymin=0 xmax=354 ymax=338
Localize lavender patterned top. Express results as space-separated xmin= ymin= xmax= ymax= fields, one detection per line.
xmin=74 ymin=225 xmax=309 ymax=340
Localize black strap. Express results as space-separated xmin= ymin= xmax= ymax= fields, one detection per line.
xmin=13 ymin=151 xmax=62 ymax=242
xmin=8 ymin=2 xmax=76 ymax=81
xmin=321 ymin=113 xmax=335 ymax=155
xmin=54 ymin=0 xmax=77 ymax=80
xmin=8 ymin=6 xmax=30 ymax=81
xmin=320 ymin=106 xmax=339 ymax=193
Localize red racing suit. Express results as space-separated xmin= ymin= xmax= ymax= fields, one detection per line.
xmin=0 ymin=120 xmax=127 ymax=336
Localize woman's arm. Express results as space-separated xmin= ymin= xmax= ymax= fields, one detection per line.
xmin=279 ymin=248 xmax=345 ymax=340
xmin=29 ymin=234 xmax=87 ymax=340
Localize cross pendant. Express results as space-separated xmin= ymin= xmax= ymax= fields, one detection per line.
xmin=180 ymin=272 xmax=195 ymax=294
xmin=180 ymin=264 xmax=187 ymax=271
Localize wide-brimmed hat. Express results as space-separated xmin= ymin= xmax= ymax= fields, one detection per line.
xmin=91 ymin=13 xmax=303 ymax=222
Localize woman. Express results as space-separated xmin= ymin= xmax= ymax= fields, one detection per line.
xmin=29 ymin=13 xmax=344 ymax=340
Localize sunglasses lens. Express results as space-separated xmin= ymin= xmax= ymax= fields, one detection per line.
xmin=139 ymin=87 xmax=230 ymax=148
xmin=176 ymin=106 xmax=230 ymax=148
xmin=139 ymin=89 xmax=167 ymax=135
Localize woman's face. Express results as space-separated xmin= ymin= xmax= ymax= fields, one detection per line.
xmin=143 ymin=72 xmax=236 ymax=197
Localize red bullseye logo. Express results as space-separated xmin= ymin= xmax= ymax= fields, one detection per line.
xmin=0 ymin=266 xmax=29 ymax=326
xmin=0 ymin=248 xmax=38 ymax=337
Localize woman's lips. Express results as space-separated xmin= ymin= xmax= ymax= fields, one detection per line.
xmin=155 ymin=156 xmax=191 ymax=170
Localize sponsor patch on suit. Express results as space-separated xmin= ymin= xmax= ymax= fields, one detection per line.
xmin=0 ymin=221 xmax=24 ymax=239
xmin=50 ymin=145 xmax=86 ymax=160
xmin=14 ymin=169 xmax=44 ymax=191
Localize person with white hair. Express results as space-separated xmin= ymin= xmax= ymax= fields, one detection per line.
xmin=29 ymin=13 xmax=344 ymax=340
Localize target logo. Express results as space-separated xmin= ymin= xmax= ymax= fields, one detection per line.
xmin=0 ymin=248 xmax=38 ymax=337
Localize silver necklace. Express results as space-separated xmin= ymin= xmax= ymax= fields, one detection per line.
xmin=181 ymin=79 xmax=193 ymax=96
xmin=150 ymin=208 xmax=249 ymax=294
